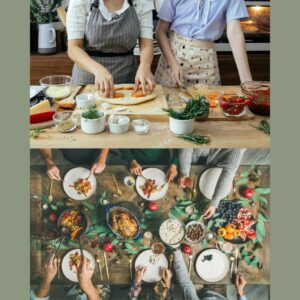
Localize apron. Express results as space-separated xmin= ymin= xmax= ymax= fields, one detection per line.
xmin=155 ymin=31 xmax=221 ymax=87
xmin=72 ymin=0 xmax=140 ymax=85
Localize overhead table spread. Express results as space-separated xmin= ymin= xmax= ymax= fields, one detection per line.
xmin=30 ymin=165 xmax=270 ymax=286
xmin=30 ymin=86 xmax=270 ymax=149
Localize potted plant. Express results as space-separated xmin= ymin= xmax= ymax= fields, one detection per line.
xmin=30 ymin=0 xmax=62 ymax=54
xmin=81 ymin=107 xmax=106 ymax=134
xmin=163 ymin=97 xmax=210 ymax=135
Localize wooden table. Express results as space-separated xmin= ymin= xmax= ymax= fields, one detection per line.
xmin=30 ymin=86 xmax=270 ymax=149
xmin=30 ymin=165 xmax=270 ymax=286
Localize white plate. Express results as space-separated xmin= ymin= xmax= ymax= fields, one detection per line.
xmin=199 ymin=167 xmax=231 ymax=200
xmin=134 ymin=250 xmax=168 ymax=283
xmin=195 ymin=249 xmax=229 ymax=282
xmin=63 ymin=167 xmax=97 ymax=201
xmin=30 ymin=86 xmax=44 ymax=99
xmin=136 ymin=168 xmax=169 ymax=201
xmin=61 ymin=249 xmax=96 ymax=282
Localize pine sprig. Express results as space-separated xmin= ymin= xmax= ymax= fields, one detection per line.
xmin=178 ymin=133 xmax=211 ymax=145
xmin=253 ymin=119 xmax=270 ymax=135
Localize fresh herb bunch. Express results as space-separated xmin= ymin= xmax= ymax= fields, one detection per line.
xmin=30 ymin=128 xmax=45 ymax=139
xmin=179 ymin=133 xmax=210 ymax=145
xmin=30 ymin=0 xmax=62 ymax=24
xmin=82 ymin=106 xmax=103 ymax=120
xmin=163 ymin=96 xmax=209 ymax=120
xmin=255 ymin=119 xmax=270 ymax=135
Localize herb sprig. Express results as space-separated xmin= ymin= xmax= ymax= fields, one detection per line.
xmin=30 ymin=128 xmax=45 ymax=139
xmin=81 ymin=106 xmax=103 ymax=120
xmin=163 ymin=97 xmax=209 ymax=120
xmin=179 ymin=133 xmax=211 ymax=145
xmin=253 ymin=120 xmax=270 ymax=135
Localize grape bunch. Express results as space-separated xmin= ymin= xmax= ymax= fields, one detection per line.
xmin=217 ymin=201 xmax=241 ymax=224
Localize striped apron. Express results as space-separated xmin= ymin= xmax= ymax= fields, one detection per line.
xmin=155 ymin=31 xmax=221 ymax=87
xmin=72 ymin=0 xmax=140 ymax=85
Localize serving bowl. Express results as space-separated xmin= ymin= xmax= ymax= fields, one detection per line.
xmin=159 ymin=218 xmax=186 ymax=246
xmin=105 ymin=204 xmax=141 ymax=240
xmin=39 ymin=75 xmax=72 ymax=100
xmin=185 ymin=220 xmax=206 ymax=243
xmin=240 ymin=81 xmax=270 ymax=116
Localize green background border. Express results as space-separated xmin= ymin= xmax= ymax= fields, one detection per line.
xmin=0 ymin=0 xmax=299 ymax=299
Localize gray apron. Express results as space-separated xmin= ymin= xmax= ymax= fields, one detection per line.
xmin=72 ymin=0 xmax=140 ymax=85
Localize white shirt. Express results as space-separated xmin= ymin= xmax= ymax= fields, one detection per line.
xmin=67 ymin=0 xmax=154 ymax=40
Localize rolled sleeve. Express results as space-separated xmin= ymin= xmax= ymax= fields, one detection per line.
xmin=66 ymin=0 xmax=88 ymax=40
xmin=139 ymin=9 xmax=154 ymax=39
xmin=30 ymin=290 xmax=49 ymax=300
xmin=157 ymin=0 xmax=176 ymax=22
xmin=226 ymin=0 xmax=249 ymax=23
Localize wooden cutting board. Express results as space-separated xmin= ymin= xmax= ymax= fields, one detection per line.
xmin=74 ymin=84 xmax=169 ymax=121
xmin=165 ymin=86 xmax=255 ymax=121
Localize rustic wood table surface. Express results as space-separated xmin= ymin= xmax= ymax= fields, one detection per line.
xmin=30 ymin=86 xmax=270 ymax=149
xmin=30 ymin=165 xmax=270 ymax=286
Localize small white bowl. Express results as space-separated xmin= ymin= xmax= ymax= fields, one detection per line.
xmin=76 ymin=93 xmax=95 ymax=109
xmin=108 ymin=115 xmax=130 ymax=134
xmin=132 ymin=119 xmax=150 ymax=134
xmin=81 ymin=110 xmax=106 ymax=134
xmin=169 ymin=117 xmax=195 ymax=135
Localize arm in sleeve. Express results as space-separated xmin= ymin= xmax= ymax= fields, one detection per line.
xmin=226 ymin=0 xmax=249 ymax=23
xmin=211 ymin=149 xmax=246 ymax=206
xmin=67 ymin=0 xmax=88 ymax=40
xmin=30 ymin=290 xmax=49 ymax=300
xmin=173 ymin=250 xmax=199 ymax=300
xmin=120 ymin=149 xmax=136 ymax=164
xmin=136 ymin=0 xmax=154 ymax=39
xmin=128 ymin=281 xmax=143 ymax=300
xmin=178 ymin=149 xmax=193 ymax=176
xmin=238 ymin=295 xmax=247 ymax=300
xmin=170 ymin=149 xmax=179 ymax=168
xmin=157 ymin=0 xmax=176 ymax=22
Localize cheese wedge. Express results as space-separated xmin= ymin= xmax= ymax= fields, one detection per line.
xmin=30 ymin=100 xmax=52 ymax=115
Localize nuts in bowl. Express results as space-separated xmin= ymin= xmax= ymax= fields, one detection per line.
xmin=185 ymin=221 xmax=206 ymax=243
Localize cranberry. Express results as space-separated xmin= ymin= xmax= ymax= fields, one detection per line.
xmin=147 ymin=201 xmax=158 ymax=211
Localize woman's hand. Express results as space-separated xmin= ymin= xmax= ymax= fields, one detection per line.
xmin=202 ymin=205 xmax=217 ymax=219
xmin=161 ymin=267 xmax=172 ymax=289
xmin=94 ymin=66 xmax=114 ymax=98
xmin=167 ymin=164 xmax=178 ymax=183
xmin=170 ymin=61 xmax=183 ymax=87
xmin=135 ymin=266 xmax=147 ymax=284
xmin=47 ymin=164 xmax=61 ymax=181
xmin=135 ymin=64 xmax=155 ymax=94
xmin=235 ymin=274 xmax=247 ymax=296
xmin=77 ymin=256 xmax=95 ymax=292
xmin=43 ymin=254 xmax=57 ymax=284
xmin=90 ymin=160 xmax=106 ymax=174
xmin=130 ymin=160 xmax=143 ymax=176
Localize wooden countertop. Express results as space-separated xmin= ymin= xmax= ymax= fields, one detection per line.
xmin=30 ymin=86 xmax=270 ymax=149
xmin=30 ymin=165 xmax=270 ymax=285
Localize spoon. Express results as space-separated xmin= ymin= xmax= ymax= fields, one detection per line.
xmin=128 ymin=256 xmax=133 ymax=280
xmin=229 ymin=255 xmax=236 ymax=279
xmin=112 ymin=174 xmax=122 ymax=197
xmin=96 ymin=255 xmax=103 ymax=280
xmin=192 ymin=177 xmax=197 ymax=198
xmin=188 ymin=253 xmax=193 ymax=276
xmin=48 ymin=179 xmax=54 ymax=202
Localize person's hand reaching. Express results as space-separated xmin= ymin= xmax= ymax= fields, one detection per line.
xmin=44 ymin=254 xmax=57 ymax=284
xmin=235 ymin=274 xmax=247 ymax=296
xmin=161 ymin=267 xmax=172 ymax=289
xmin=202 ymin=205 xmax=217 ymax=219
xmin=47 ymin=164 xmax=61 ymax=181
xmin=135 ymin=266 xmax=147 ymax=284
xmin=167 ymin=164 xmax=178 ymax=183
xmin=130 ymin=160 xmax=143 ymax=176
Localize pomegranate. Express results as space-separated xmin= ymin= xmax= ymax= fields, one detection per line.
xmin=147 ymin=201 xmax=158 ymax=211
xmin=103 ymin=242 xmax=113 ymax=252
xmin=241 ymin=187 xmax=255 ymax=199
xmin=49 ymin=213 xmax=57 ymax=222
xmin=181 ymin=244 xmax=192 ymax=254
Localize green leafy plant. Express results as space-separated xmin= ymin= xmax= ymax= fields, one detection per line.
xmin=163 ymin=97 xmax=209 ymax=120
xmin=253 ymin=119 xmax=270 ymax=135
xmin=30 ymin=0 xmax=62 ymax=24
xmin=82 ymin=107 xmax=103 ymax=120
xmin=30 ymin=128 xmax=45 ymax=139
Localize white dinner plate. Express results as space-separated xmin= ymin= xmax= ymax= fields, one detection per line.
xmin=134 ymin=250 xmax=168 ymax=283
xmin=136 ymin=168 xmax=169 ymax=201
xmin=195 ymin=249 xmax=229 ymax=282
xmin=199 ymin=167 xmax=231 ymax=200
xmin=63 ymin=167 xmax=97 ymax=201
xmin=61 ymin=249 xmax=96 ymax=282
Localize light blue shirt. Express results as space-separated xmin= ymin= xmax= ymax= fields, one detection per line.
xmin=158 ymin=0 xmax=249 ymax=41
xmin=30 ymin=286 xmax=87 ymax=300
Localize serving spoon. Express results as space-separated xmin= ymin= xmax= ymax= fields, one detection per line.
xmin=112 ymin=174 xmax=122 ymax=197
xmin=48 ymin=179 xmax=54 ymax=202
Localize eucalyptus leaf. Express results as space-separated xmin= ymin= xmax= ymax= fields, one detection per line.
xmin=235 ymin=178 xmax=249 ymax=185
xmin=259 ymin=197 xmax=268 ymax=208
xmin=206 ymin=220 xmax=214 ymax=230
xmin=55 ymin=200 xmax=65 ymax=207
xmin=41 ymin=194 xmax=50 ymax=204
xmin=111 ymin=239 xmax=120 ymax=246
xmin=240 ymin=171 xmax=249 ymax=177
xmin=255 ymin=188 xmax=271 ymax=195
xmin=82 ymin=201 xmax=96 ymax=210
xmin=258 ymin=212 xmax=269 ymax=222
xmin=51 ymin=204 xmax=58 ymax=211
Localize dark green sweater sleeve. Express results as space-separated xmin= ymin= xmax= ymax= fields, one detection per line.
xmin=120 ymin=149 xmax=135 ymax=164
